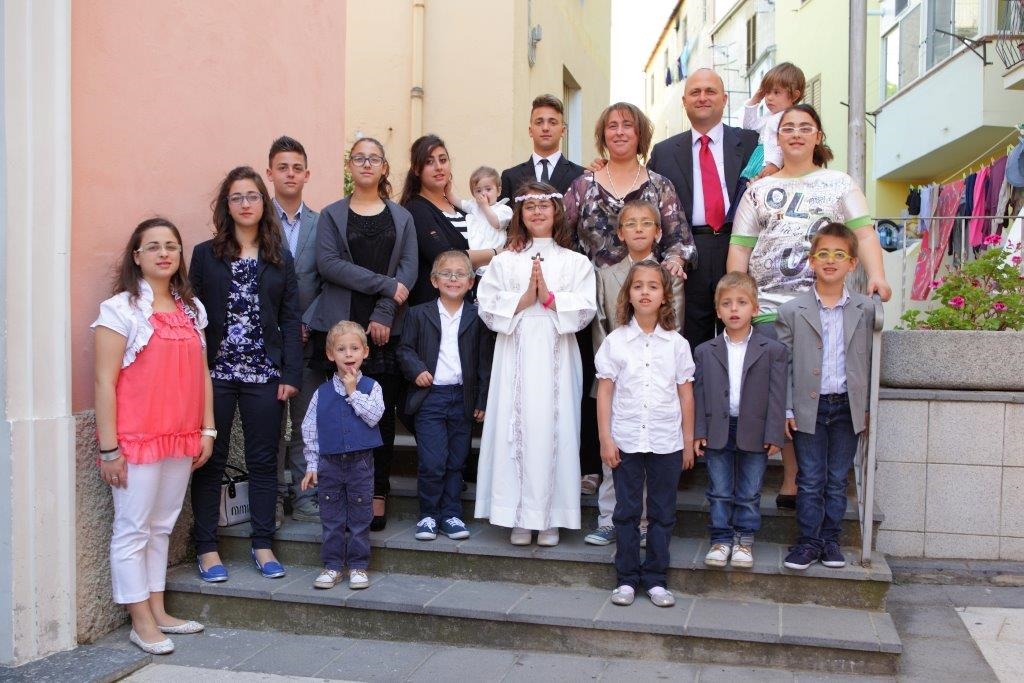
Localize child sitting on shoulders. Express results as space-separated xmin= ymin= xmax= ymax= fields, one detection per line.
xmin=449 ymin=166 xmax=512 ymax=274
xmin=741 ymin=62 xmax=805 ymax=180
xmin=693 ymin=272 xmax=787 ymax=569
xmin=585 ymin=199 xmax=685 ymax=548
xmin=776 ymin=223 xmax=874 ymax=571
xmin=595 ymin=260 xmax=695 ymax=608
xmin=300 ymin=321 xmax=384 ymax=591
xmin=397 ymin=250 xmax=493 ymax=542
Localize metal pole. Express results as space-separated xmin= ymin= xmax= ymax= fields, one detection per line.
xmin=848 ymin=0 xmax=869 ymax=293
xmin=848 ymin=0 xmax=867 ymax=188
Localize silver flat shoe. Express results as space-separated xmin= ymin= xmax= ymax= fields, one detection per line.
xmin=611 ymin=586 xmax=635 ymax=606
xmin=130 ymin=629 xmax=174 ymax=654
xmin=647 ymin=587 xmax=676 ymax=608
xmin=158 ymin=620 xmax=204 ymax=635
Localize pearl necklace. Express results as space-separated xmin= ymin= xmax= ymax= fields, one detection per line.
xmin=605 ymin=163 xmax=642 ymax=207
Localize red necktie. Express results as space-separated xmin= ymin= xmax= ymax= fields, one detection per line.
xmin=699 ymin=135 xmax=725 ymax=232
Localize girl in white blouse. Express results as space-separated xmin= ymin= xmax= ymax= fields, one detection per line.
xmin=595 ymin=260 xmax=695 ymax=608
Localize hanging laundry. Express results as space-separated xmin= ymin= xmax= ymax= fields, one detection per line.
xmin=906 ymin=187 xmax=921 ymax=215
xmin=968 ymin=165 xmax=991 ymax=248
xmin=919 ymin=184 xmax=935 ymax=235
xmin=986 ymin=156 xmax=1008 ymax=238
xmin=911 ymin=179 xmax=965 ymax=301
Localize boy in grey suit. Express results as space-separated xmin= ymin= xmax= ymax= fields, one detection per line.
xmin=694 ymin=272 xmax=787 ymax=568
xmin=776 ymin=223 xmax=874 ymax=571
xmin=267 ymin=135 xmax=323 ymax=523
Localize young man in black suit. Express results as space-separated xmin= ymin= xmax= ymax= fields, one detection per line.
xmin=500 ymin=94 xmax=584 ymax=201
xmin=648 ymin=68 xmax=759 ymax=350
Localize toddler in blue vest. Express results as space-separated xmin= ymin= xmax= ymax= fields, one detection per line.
xmin=300 ymin=321 xmax=384 ymax=590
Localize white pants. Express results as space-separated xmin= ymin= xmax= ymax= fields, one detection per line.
xmin=110 ymin=457 xmax=192 ymax=604
xmin=597 ymin=462 xmax=648 ymax=530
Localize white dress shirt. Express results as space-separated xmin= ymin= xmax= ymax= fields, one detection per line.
xmin=433 ymin=300 xmax=464 ymax=385
xmin=724 ymin=326 xmax=753 ymax=417
xmin=532 ymin=151 xmax=563 ymax=182
xmin=594 ymin=319 xmax=696 ymax=454
xmin=689 ymin=122 xmax=731 ymax=227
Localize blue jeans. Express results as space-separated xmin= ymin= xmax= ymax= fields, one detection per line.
xmin=612 ymin=450 xmax=681 ymax=591
xmin=414 ymin=385 xmax=472 ymax=520
xmin=705 ymin=418 xmax=768 ymax=545
xmin=791 ymin=394 xmax=860 ymax=550
xmin=318 ymin=449 xmax=374 ymax=570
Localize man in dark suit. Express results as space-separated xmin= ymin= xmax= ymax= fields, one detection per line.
xmin=648 ymin=68 xmax=759 ymax=350
xmin=500 ymin=94 xmax=584 ymax=201
xmin=266 ymin=135 xmax=322 ymax=523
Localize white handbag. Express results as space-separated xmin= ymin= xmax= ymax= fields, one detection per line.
xmin=218 ymin=464 xmax=250 ymax=527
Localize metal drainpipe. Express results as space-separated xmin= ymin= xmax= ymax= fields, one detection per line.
xmin=411 ymin=0 xmax=425 ymax=143
xmin=848 ymin=0 xmax=867 ymax=189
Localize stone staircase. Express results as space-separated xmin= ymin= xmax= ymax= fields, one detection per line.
xmin=165 ymin=448 xmax=901 ymax=676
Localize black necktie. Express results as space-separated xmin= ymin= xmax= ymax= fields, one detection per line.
xmin=539 ymin=158 xmax=550 ymax=182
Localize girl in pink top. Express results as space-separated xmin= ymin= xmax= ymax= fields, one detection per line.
xmin=92 ymin=218 xmax=214 ymax=655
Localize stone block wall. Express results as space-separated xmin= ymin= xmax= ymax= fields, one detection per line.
xmin=874 ymin=390 xmax=1024 ymax=560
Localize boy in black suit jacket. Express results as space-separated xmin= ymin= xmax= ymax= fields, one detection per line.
xmin=397 ymin=251 xmax=493 ymax=542
xmin=693 ymin=272 xmax=786 ymax=569
xmin=500 ymin=94 xmax=584 ymax=201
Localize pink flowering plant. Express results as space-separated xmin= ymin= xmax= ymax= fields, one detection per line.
xmin=901 ymin=238 xmax=1024 ymax=331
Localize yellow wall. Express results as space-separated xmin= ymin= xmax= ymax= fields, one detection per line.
xmin=345 ymin=0 xmax=610 ymax=198
xmin=774 ymin=0 xmax=885 ymax=213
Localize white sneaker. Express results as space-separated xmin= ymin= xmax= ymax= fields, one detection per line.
xmin=647 ymin=586 xmax=676 ymax=607
xmin=510 ymin=527 xmax=532 ymax=545
xmin=537 ymin=528 xmax=560 ymax=546
xmin=704 ymin=543 xmax=731 ymax=567
xmin=314 ymin=568 xmax=343 ymax=589
xmin=349 ymin=569 xmax=369 ymax=589
xmin=610 ymin=585 xmax=635 ymax=606
xmin=730 ymin=544 xmax=754 ymax=568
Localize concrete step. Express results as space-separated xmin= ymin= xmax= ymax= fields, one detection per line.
xmin=376 ymin=475 xmax=882 ymax=549
xmin=163 ymin=563 xmax=901 ymax=676
xmin=218 ymin=518 xmax=893 ymax=610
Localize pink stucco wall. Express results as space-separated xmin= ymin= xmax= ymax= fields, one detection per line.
xmin=70 ymin=0 xmax=346 ymax=410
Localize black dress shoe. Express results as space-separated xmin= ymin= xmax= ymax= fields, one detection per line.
xmin=775 ymin=494 xmax=797 ymax=510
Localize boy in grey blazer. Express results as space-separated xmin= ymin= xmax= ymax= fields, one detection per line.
xmin=776 ymin=223 xmax=874 ymax=571
xmin=693 ymin=272 xmax=787 ymax=569
xmin=266 ymin=135 xmax=323 ymax=523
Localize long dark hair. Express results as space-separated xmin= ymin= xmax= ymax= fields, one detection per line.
xmin=780 ymin=104 xmax=833 ymax=168
xmin=114 ymin=217 xmax=197 ymax=313
xmin=506 ymin=180 xmax=573 ymax=252
xmin=400 ymin=134 xmax=447 ymax=205
xmin=349 ymin=137 xmax=392 ymax=203
xmin=615 ymin=260 xmax=677 ymax=330
xmin=211 ymin=166 xmax=283 ymax=266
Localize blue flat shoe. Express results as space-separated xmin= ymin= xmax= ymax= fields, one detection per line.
xmin=196 ymin=557 xmax=228 ymax=583
xmin=251 ymin=549 xmax=286 ymax=579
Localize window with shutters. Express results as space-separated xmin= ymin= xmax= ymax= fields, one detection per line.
xmin=805 ymin=75 xmax=822 ymax=115
xmin=746 ymin=15 xmax=758 ymax=69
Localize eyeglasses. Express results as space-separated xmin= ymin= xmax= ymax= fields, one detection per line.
xmin=810 ymin=248 xmax=851 ymax=262
xmin=350 ymin=154 xmax=385 ymax=167
xmin=135 ymin=242 xmax=182 ymax=255
xmin=779 ymin=125 xmax=819 ymax=136
xmin=620 ymin=219 xmax=658 ymax=230
xmin=227 ymin=192 xmax=263 ymax=206
xmin=433 ymin=270 xmax=471 ymax=280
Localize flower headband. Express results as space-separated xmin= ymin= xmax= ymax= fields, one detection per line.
xmin=514 ymin=192 xmax=563 ymax=203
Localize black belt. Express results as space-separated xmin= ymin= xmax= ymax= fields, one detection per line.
xmin=691 ymin=224 xmax=732 ymax=236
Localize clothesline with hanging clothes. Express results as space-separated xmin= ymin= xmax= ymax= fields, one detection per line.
xmin=937 ymin=129 xmax=1021 ymax=185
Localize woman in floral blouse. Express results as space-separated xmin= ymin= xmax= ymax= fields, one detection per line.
xmin=189 ymin=166 xmax=302 ymax=582
xmin=563 ymin=102 xmax=697 ymax=494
